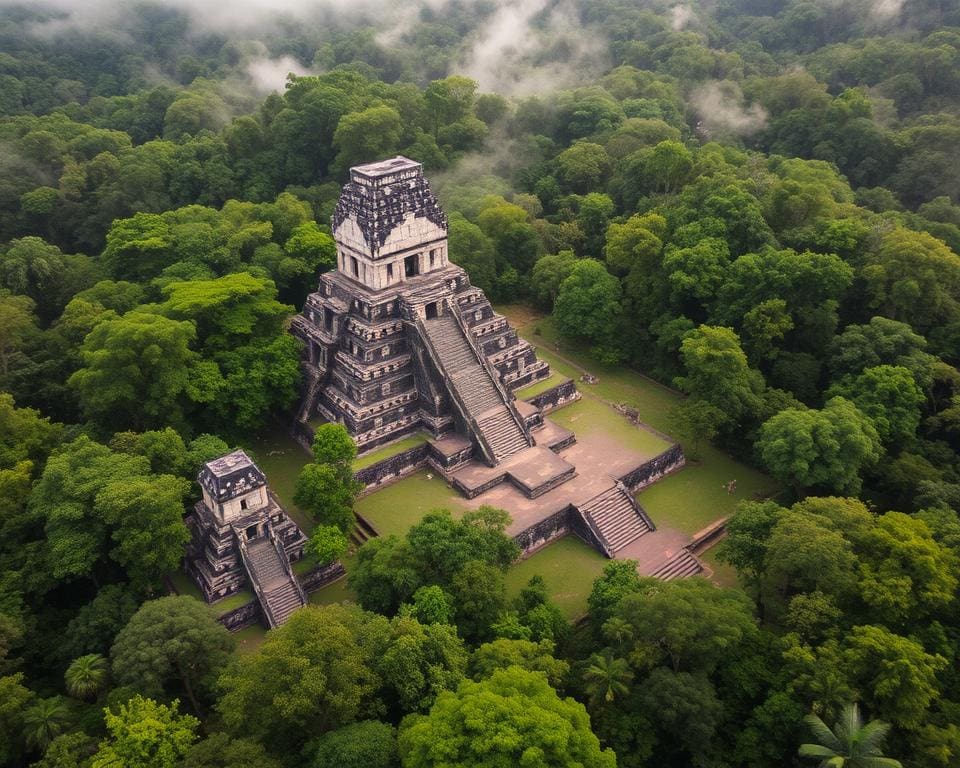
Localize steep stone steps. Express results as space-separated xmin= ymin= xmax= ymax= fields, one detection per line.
xmin=241 ymin=538 xmax=306 ymax=627
xmin=478 ymin=406 xmax=528 ymax=462
xmin=423 ymin=313 xmax=528 ymax=462
xmin=650 ymin=550 xmax=703 ymax=581
xmin=263 ymin=582 xmax=304 ymax=625
xmin=579 ymin=486 xmax=651 ymax=553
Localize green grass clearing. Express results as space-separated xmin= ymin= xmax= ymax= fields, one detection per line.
xmin=353 ymin=432 xmax=429 ymax=471
xmin=240 ymin=424 xmax=312 ymax=531
xmin=637 ymin=450 xmax=775 ymax=535
xmin=698 ymin=544 xmax=740 ymax=589
xmin=506 ymin=311 xmax=682 ymax=436
xmin=308 ymin=574 xmax=358 ymax=605
xmin=355 ymin=468 xmax=466 ymax=538
xmin=515 ymin=371 xmax=567 ymax=399
xmin=233 ymin=624 xmax=267 ymax=654
xmin=550 ymin=395 xmax=670 ymax=458
xmin=505 ymin=535 xmax=609 ymax=620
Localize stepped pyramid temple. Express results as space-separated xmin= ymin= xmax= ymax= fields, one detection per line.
xmin=185 ymin=450 xmax=308 ymax=628
xmin=289 ymin=155 xmax=699 ymax=591
xmin=291 ymin=156 xmax=549 ymax=464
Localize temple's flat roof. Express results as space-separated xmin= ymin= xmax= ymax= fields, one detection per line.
xmin=205 ymin=449 xmax=256 ymax=477
xmin=199 ymin=449 xmax=267 ymax=501
xmin=351 ymin=156 xmax=421 ymax=178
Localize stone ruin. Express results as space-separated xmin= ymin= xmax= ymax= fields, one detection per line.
xmin=291 ymin=155 xmax=551 ymax=465
xmin=184 ymin=449 xmax=307 ymax=628
xmin=289 ymin=156 xmax=702 ymax=583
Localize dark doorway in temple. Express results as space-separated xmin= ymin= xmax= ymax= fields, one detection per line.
xmin=404 ymin=253 xmax=419 ymax=278
xmin=245 ymin=524 xmax=258 ymax=540
xmin=425 ymin=301 xmax=438 ymax=320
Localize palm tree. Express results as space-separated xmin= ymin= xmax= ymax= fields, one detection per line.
xmin=64 ymin=653 xmax=109 ymax=700
xmin=799 ymin=702 xmax=903 ymax=768
xmin=582 ymin=650 xmax=633 ymax=709
xmin=22 ymin=697 xmax=70 ymax=752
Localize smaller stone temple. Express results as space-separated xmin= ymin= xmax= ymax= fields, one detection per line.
xmin=185 ymin=450 xmax=308 ymax=628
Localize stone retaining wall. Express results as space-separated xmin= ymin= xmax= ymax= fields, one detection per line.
xmin=300 ymin=560 xmax=348 ymax=592
xmin=513 ymin=505 xmax=611 ymax=558
xmin=217 ymin=600 xmax=262 ymax=631
xmin=427 ymin=441 xmax=474 ymax=470
xmin=291 ymin=419 xmax=315 ymax=453
xmin=355 ymin=444 xmax=431 ymax=493
xmin=524 ymin=379 xmax=580 ymax=412
xmin=513 ymin=507 xmax=571 ymax=555
xmin=619 ymin=443 xmax=685 ymax=493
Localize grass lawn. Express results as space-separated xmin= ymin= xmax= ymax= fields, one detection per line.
xmin=638 ymin=450 xmax=775 ymax=535
xmin=505 ymin=310 xmax=681 ymax=436
xmin=240 ymin=424 xmax=312 ymax=531
xmin=515 ymin=371 xmax=567 ymax=399
xmin=355 ymin=469 xmax=466 ymax=537
xmin=550 ymin=395 xmax=670 ymax=459
xmin=499 ymin=305 xmax=781 ymax=536
xmin=353 ymin=432 xmax=429 ymax=471
xmin=308 ymin=574 xmax=358 ymax=605
xmin=699 ymin=544 xmax=740 ymax=589
xmin=169 ymin=572 xmax=255 ymax=614
xmin=233 ymin=624 xmax=268 ymax=654
xmin=505 ymin=536 xmax=609 ymax=620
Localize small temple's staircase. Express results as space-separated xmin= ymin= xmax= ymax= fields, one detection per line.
xmin=421 ymin=311 xmax=529 ymax=463
xmin=577 ymin=485 xmax=653 ymax=554
xmin=239 ymin=534 xmax=307 ymax=628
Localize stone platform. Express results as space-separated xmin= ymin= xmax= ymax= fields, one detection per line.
xmin=451 ymin=446 xmax=576 ymax=499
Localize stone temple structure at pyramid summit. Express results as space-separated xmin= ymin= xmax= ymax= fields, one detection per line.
xmin=291 ymin=156 xmax=701 ymax=586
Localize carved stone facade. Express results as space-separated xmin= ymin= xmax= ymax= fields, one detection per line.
xmin=185 ymin=450 xmax=308 ymax=628
xmin=292 ymin=157 xmax=550 ymax=463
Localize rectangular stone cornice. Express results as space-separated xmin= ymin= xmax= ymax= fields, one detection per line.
xmin=333 ymin=350 xmax=412 ymax=382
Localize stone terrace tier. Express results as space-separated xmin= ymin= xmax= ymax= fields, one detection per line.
xmin=291 ymin=264 xmax=551 ymax=457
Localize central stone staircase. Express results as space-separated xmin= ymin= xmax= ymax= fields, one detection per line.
xmin=240 ymin=537 xmax=306 ymax=627
xmin=423 ymin=312 xmax=528 ymax=463
xmin=578 ymin=485 xmax=653 ymax=553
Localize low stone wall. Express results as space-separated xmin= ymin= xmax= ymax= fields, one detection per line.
xmin=291 ymin=419 xmax=315 ymax=454
xmin=524 ymin=379 xmax=580 ymax=412
xmin=355 ymin=444 xmax=431 ymax=493
xmin=619 ymin=443 xmax=686 ymax=493
xmin=427 ymin=441 xmax=474 ymax=471
xmin=512 ymin=505 xmax=613 ymax=559
xmin=689 ymin=517 xmax=728 ymax=555
xmin=514 ymin=507 xmax=571 ymax=556
xmin=217 ymin=600 xmax=262 ymax=632
xmin=299 ymin=560 xmax=347 ymax=593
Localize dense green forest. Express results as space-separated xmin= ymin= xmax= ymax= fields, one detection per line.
xmin=2 ymin=0 xmax=960 ymax=765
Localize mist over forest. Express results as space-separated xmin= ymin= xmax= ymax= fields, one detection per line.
xmin=2 ymin=0 xmax=960 ymax=766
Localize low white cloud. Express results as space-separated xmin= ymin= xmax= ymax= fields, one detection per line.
xmin=690 ymin=81 xmax=768 ymax=137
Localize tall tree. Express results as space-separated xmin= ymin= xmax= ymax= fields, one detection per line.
xmin=398 ymin=667 xmax=616 ymax=768
xmin=217 ymin=605 xmax=385 ymax=753
xmin=757 ymin=398 xmax=882 ymax=494
xmin=92 ymin=696 xmax=198 ymax=768
xmin=582 ymin=650 xmax=633 ymax=709
xmin=64 ymin=654 xmax=109 ymax=700
xmin=798 ymin=703 xmax=902 ymax=768
xmin=110 ymin=596 xmax=235 ymax=715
